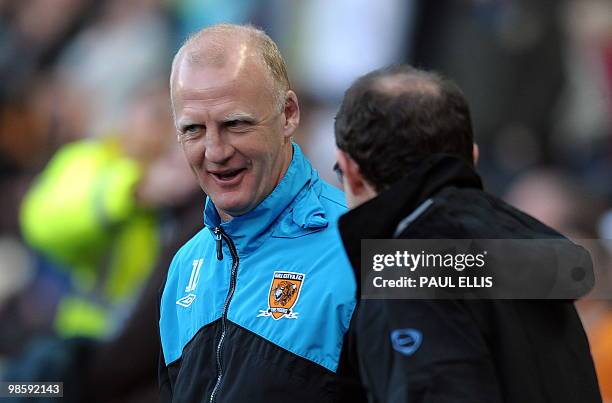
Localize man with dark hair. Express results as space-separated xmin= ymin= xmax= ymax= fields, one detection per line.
xmin=335 ymin=65 xmax=474 ymax=191
xmin=334 ymin=65 xmax=602 ymax=402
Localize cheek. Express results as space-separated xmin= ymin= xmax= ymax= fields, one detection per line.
xmin=252 ymin=147 xmax=280 ymax=177
xmin=235 ymin=135 xmax=278 ymax=168
xmin=181 ymin=142 xmax=203 ymax=167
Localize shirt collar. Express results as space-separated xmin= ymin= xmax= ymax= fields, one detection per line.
xmin=338 ymin=154 xmax=482 ymax=271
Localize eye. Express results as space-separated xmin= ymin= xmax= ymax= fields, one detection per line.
xmin=224 ymin=119 xmax=253 ymax=131
xmin=184 ymin=124 xmax=200 ymax=133
xmin=180 ymin=124 xmax=203 ymax=139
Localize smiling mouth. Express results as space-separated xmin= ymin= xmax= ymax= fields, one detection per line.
xmin=210 ymin=168 xmax=247 ymax=182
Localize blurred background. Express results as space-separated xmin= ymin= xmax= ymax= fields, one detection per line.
xmin=0 ymin=0 xmax=611 ymax=401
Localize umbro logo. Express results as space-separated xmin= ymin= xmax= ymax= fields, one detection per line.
xmin=176 ymin=293 xmax=196 ymax=307
xmin=176 ymin=258 xmax=203 ymax=308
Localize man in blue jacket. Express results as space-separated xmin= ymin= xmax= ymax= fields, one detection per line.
xmin=158 ymin=24 xmax=363 ymax=402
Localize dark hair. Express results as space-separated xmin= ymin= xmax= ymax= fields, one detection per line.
xmin=334 ymin=65 xmax=474 ymax=191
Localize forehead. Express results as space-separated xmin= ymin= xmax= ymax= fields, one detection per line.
xmin=171 ymin=48 xmax=275 ymax=121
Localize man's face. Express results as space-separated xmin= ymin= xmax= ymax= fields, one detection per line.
xmin=172 ymin=50 xmax=297 ymax=219
xmin=335 ymin=150 xmax=379 ymax=209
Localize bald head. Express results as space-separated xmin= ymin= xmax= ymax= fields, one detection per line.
xmin=373 ymin=72 xmax=441 ymax=98
xmin=170 ymin=24 xmax=290 ymax=113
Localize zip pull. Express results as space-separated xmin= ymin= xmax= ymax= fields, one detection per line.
xmin=214 ymin=227 xmax=223 ymax=260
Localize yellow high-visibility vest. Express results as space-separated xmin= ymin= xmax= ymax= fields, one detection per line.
xmin=20 ymin=138 xmax=159 ymax=337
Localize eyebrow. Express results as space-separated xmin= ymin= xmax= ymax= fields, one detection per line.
xmin=221 ymin=112 xmax=256 ymax=122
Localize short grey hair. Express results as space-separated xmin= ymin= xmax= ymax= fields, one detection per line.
xmin=170 ymin=23 xmax=291 ymax=113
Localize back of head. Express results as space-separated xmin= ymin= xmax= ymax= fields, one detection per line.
xmin=334 ymin=65 xmax=474 ymax=191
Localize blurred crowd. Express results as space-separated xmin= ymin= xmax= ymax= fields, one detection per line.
xmin=0 ymin=0 xmax=611 ymax=402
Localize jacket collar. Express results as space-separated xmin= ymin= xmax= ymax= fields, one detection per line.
xmin=204 ymin=143 xmax=319 ymax=253
xmin=338 ymin=154 xmax=482 ymax=270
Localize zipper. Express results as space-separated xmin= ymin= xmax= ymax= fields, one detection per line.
xmin=214 ymin=228 xmax=223 ymax=260
xmin=210 ymin=226 xmax=239 ymax=403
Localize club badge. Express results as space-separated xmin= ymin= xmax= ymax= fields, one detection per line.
xmin=257 ymin=271 xmax=305 ymax=320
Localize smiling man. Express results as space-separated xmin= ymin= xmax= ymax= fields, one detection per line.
xmin=170 ymin=28 xmax=295 ymax=220
xmin=158 ymin=24 xmax=363 ymax=403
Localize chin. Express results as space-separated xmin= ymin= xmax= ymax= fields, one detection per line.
xmin=212 ymin=196 xmax=253 ymax=217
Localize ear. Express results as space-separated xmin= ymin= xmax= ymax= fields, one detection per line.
xmin=337 ymin=150 xmax=366 ymax=195
xmin=281 ymin=90 xmax=300 ymax=140
xmin=472 ymin=143 xmax=479 ymax=167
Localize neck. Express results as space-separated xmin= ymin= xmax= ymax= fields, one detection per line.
xmin=274 ymin=142 xmax=294 ymax=189
xmin=218 ymin=210 xmax=233 ymax=222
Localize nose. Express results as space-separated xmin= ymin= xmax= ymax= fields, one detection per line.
xmin=204 ymin=129 xmax=234 ymax=165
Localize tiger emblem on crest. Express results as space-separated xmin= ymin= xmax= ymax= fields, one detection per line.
xmin=273 ymin=281 xmax=298 ymax=306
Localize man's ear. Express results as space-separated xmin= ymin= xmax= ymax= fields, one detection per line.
xmin=337 ymin=150 xmax=366 ymax=196
xmin=472 ymin=143 xmax=479 ymax=167
xmin=281 ymin=90 xmax=300 ymax=140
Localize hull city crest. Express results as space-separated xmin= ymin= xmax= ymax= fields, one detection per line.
xmin=257 ymin=271 xmax=305 ymax=320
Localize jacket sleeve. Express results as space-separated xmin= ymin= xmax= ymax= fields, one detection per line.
xmin=354 ymin=299 xmax=503 ymax=403
xmin=159 ymin=349 xmax=173 ymax=402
